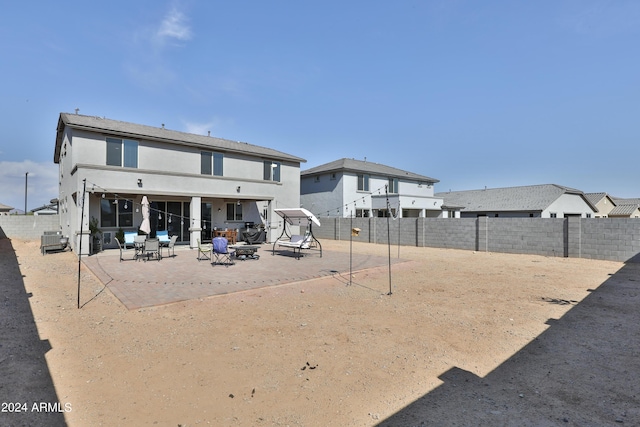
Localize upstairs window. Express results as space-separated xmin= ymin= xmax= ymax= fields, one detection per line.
xmin=106 ymin=138 xmax=138 ymax=168
xmin=357 ymin=174 xmax=369 ymax=191
xmin=264 ymin=161 xmax=281 ymax=182
xmin=388 ymin=177 xmax=399 ymax=193
xmin=201 ymin=151 xmax=224 ymax=176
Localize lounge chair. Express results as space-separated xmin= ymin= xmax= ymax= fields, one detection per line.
xmin=197 ymin=238 xmax=212 ymax=261
xmin=212 ymin=237 xmax=234 ymax=267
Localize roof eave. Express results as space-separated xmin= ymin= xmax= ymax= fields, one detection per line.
xmin=59 ymin=114 xmax=306 ymax=164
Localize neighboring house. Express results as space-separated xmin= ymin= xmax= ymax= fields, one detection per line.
xmin=436 ymin=184 xmax=597 ymax=218
xmin=584 ymin=193 xmax=640 ymax=218
xmin=54 ymin=113 xmax=305 ymax=254
xmin=0 ymin=203 xmax=13 ymax=215
xmin=584 ymin=192 xmax=617 ymax=218
xmin=608 ymin=204 xmax=640 ymax=218
xmin=31 ymin=200 xmax=59 ymax=215
xmin=300 ymin=158 xmax=444 ymax=218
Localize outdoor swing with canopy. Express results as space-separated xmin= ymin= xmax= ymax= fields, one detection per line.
xmin=272 ymin=208 xmax=322 ymax=259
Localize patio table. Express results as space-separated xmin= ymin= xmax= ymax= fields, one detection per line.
xmin=215 ymin=230 xmax=238 ymax=244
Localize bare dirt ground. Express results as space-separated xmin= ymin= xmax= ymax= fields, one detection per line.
xmin=2 ymin=237 xmax=639 ymax=426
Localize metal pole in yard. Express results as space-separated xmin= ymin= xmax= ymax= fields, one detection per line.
xmin=77 ymin=178 xmax=87 ymax=309
xmin=24 ymin=172 xmax=28 ymax=215
xmin=385 ymin=185 xmax=392 ymax=295
xmin=349 ymin=210 xmax=352 ymax=286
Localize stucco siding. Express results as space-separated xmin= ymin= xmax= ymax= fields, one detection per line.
xmin=544 ymin=194 xmax=595 ymax=218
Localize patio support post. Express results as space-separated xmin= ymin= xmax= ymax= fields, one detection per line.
xmin=189 ymin=196 xmax=202 ymax=249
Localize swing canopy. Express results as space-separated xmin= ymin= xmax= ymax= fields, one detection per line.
xmin=273 ymin=208 xmax=321 ymax=227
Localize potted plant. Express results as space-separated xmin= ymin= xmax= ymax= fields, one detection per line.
xmin=89 ymin=217 xmax=102 ymax=254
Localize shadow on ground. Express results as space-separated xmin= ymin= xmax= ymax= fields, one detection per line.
xmin=0 ymin=235 xmax=67 ymax=427
xmin=378 ymin=258 xmax=640 ymax=427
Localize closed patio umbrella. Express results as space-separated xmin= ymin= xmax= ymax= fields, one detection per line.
xmin=140 ymin=196 xmax=151 ymax=235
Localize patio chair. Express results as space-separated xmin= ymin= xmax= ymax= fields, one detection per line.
xmin=197 ymin=238 xmax=212 ymax=261
xmin=143 ymin=238 xmax=161 ymax=261
xmin=162 ymin=235 xmax=178 ymax=258
xmin=156 ymin=230 xmax=170 ymax=245
xmin=115 ymin=238 xmax=136 ymax=262
xmin=124 ymin=231 xmax=137 ymax=249
xmin=134 ymin=234 xmax=147 ymax=260
xmin=212 ymin=237 xmax=235 ymax=267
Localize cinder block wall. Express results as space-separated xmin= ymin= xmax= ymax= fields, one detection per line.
xmin=314 ymin=217 xmax=640 ymax=263
xmin=581 ymin=218 xmax=640 ymax=262
xmin=0 ymin=215 xmax=61 ymax=240
xmin=486 ymin=218 xmax=566 ymax=257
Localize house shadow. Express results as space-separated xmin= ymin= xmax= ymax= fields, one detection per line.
xmin=0 ymin=234 xmax=67 ymax=426
xmin=378 ymin=256 xmax=640 ymax=427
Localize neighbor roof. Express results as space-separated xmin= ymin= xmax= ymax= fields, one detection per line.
xmin=54 ymin=113 xmax=306 ymax=164
xmin=436 ymin=184 xmax=594 ymax=213
xmin=609 ymin=204 xmax=640 ymax=216
xmin=0 ymin=203 xmax=13 ymax=211
xmin=584 ymin=192 xmax=609 ymax=207
xmin=301 ymin=158 xmax=439 ymax=183
xmin=611 ymin=197 xmax=640 ymax=205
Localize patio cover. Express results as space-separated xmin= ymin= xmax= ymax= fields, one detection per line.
xmin=274 ymin=208 xmax=321 ymax=227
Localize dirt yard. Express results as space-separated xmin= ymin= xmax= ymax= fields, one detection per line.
xmin=2 ymin=237 xmax=639 ymax=426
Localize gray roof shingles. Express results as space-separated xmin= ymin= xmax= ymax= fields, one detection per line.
xmin=54 ymin=113 xmax=305 ymax=164
xmin=609 ymin=204 xmax=640 ymax=216
xmin=302 ymin=158 xmax=439 ymax=183
xmin=612 ymin=197 xmax=640 ymax=205
xmin=584 ymin=192 xmax=608 ymax=206
xmin=436 ymin=184 xmax=588 ymax=212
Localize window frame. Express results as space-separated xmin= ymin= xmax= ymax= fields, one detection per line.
xmin=388 ymin=177 xmax=399 ymax=194
xmin=226 ymin=202 xmax=243 ymax=221
xmin=264 ymin=161 xmax=281 ymax=182
xmin=106 ymin=137 xmax=138 ymax=168
xmin=201 ymin=151 xmax=224 ymax=176
xmin=357 ymin=174 xmax=370 ymax=192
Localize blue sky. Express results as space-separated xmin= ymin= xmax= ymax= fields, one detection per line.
xmin=2 ymin=1 xmax=639 ymax=211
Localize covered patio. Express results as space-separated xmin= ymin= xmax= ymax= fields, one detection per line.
xmin=82 ymin=243 xmax=405 ymax=310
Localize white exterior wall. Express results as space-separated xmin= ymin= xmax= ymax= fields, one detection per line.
xmin=544 ymin=194 xmax=596 ymax=218
xmin=301 ymin=170 xmax=443 ymax=218
xmin=300 ymin=174 xmax=344 ymax=217
xmin=58 ymin=126 xmax=302 ymax=253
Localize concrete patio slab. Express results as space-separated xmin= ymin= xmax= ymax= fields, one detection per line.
xmin=82 ymin=243 xmax=405 ymax=310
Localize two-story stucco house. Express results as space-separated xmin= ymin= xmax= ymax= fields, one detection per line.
xmin=54 ymin=113 xmax=305 ymax=254
xmin=300 ymin=158 xmax=443 ymax=218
